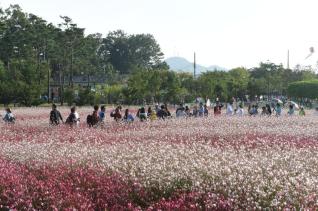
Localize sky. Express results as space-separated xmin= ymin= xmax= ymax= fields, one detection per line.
xmin=2 ymin=0 xmax=318 ymax=69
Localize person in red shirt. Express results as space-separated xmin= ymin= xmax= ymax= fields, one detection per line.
xmin=92 ymin=105 xmax=99 ymax=125
xmin=110 ymin=106 xmax=122 ymax=121
xmin=214 ymin=102 xmax=223 ymax=116
xmin=87 ymin=105 xmax=99 ymax=127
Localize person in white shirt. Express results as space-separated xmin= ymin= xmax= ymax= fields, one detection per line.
xmin=73 ymin=106 xmax=80 ymax=126
xmin=226 ymin=103 xmax=234 ymax=116
xmin=176 ymin=104 xmax=186 ymax=118
xmin=3 ymin=108 xmax=15 ymax=123
xmin=237 ymin=104 xmax=244 ymax=116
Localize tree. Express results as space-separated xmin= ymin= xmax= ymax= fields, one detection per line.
xmin=197 ymin=71 xmax=230 ymax=101
xmin=177 ymin=72 xmax=197 ymax=102
xmin=99 ymin=30 xmax=130 ymax=74
xmin=228 ymin=67 xmax=250 ymax=98
xmin=99 ymin=30 xmax=166 ymax=75
xmin=287 ymin=80 xmax=318 ymax=99
xmin=129 ymin=34 xmax=164 ymax=68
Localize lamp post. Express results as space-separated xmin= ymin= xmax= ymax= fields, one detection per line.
xmin=266 ymin=67 xmax=271 ymax=101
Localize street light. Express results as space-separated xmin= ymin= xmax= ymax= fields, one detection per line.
xmin=266 ymin=67 xmax=271 ymax=101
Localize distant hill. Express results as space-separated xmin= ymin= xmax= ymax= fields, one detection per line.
xmin=165 ymin=57 xmax=227 ymax=74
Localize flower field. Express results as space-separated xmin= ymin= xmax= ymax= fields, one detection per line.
xmin=1 ymin=107 xmax=318 ymax=210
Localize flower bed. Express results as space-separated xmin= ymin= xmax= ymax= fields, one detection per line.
xmin=0 ymin=108 xmax=318 ymax=209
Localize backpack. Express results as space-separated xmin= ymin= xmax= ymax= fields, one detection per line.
xmin=66 ymin=113 xmax=76 ymax=124
xmin=8 ymin=116 xmax=15 ymax=123
xmin=50 ymin=110 xmax=58 ymax=122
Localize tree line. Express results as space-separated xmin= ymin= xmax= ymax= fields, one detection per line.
xmin=0 ymin=5 xmax=317 ymax=106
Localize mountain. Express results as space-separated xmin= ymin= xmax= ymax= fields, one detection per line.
xmin=165 ymin=57 xmax=227 ymax=74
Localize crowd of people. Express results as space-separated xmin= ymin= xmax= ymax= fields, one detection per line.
xmin=246 ymin=103 xmax=306 ymax=117
xmin=0 ymin=100 xmax=313 ymax=126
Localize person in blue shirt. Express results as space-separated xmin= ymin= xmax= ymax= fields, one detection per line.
xmin=99 ymin=105 xmax=106 ymax=123
xmin=198 ymin=102 xmax=204 ymax=117
xmin=123 ymin=109 xmax=134 ymax=122
xmin=274 ymin=103 xmax=282 ymax=116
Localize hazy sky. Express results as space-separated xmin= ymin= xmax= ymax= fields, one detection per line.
xmin=2 ymin=0 xmax=318 ymax=69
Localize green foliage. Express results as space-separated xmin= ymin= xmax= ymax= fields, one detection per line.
xmin=77 ymin=88 xmax=95 ymax=106
xmin=0 ymin=5 xmax=167 ymax=106
xmin=196 ymin=71 xmax=230 ymax=101
xmin=287 ymin=80 xmax=318 ymax=99
xmin=125 ymin=69 xmax=185 ymax=104
xmin=228 ymin=67 xmax=250 ymax=97
xmin=99 ymin=30 xmax=166 ymax=75
xmin=0 ymin=4 xmax=317 ymax=106
xmin=101 ymin=84 xmax=124 ymax=104
xmin=63 ymin=88 xmax=76 ymax=106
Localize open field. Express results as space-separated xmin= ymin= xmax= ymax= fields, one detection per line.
xmin=1 ymin=107 xmax=318 ymax=210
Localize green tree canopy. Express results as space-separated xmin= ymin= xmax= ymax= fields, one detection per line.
xmin=287 ymin=80 xmax=318 ymax=99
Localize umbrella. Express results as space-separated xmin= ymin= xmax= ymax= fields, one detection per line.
xmin=272 ymin=99 xmax=283 ymax=104
xmin=288 ymin=101 xmax=299 ymax=110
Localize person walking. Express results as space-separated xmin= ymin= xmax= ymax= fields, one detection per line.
xmin=299 ymin=106 xmax=305 ymax=116
xmin=176 ymin=104 xmax=186 ymax=118
xmin=274 ymin=103 xmax=282 ymax=116
xmin=192 ymin=105 xmax=199 ymax=117
xmin=198 ymin=103 xmax=205 ymax=117
xmin=3 ymin=108 xmax=15 ymax=124
xmin=157 ymin=105 xmax=168 ymax=119
xmin=185 ymin=106 xmax=191 ymax=117
xmin=73 ymin=106 xmax=80 ymax=126
xmin=123 ymin=109 xmax=134 ymax=122
xmin=110 ymin=106 xmax=122 ymax=122
xmin=137 ymin=107 xmax=147 ymax=121
xmin=237 ymin=104 xmax=244 ymax=116
xmin=287 ymin=104 xmax=295 ymax=116
xmin=50 ymin=104 xmax=63 ymax=125
xmin=87 ymin=105 xmax=100 ymax=127
xmin=204 ymin=104 xmax=209 ymax=117
xmin=65 ymin=107 xmax=78 ymax=126
xmin=226 ymin=102 xmax=234 ymax=116
xmin=266 ymin=104 xmax=272 ymax=116
xmin=214 ymin=103 xmax=222 ymax=116
xmin=99 ymin=105 xmax=106 ymax=123
xmin=164 ymin=103 xmax=172 ymax=118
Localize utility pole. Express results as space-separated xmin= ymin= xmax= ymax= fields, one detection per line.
xmin=194 ymin=52 xmax=196 ymax=78
xmin=287 ymin=50 xmax=290 ymax=69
